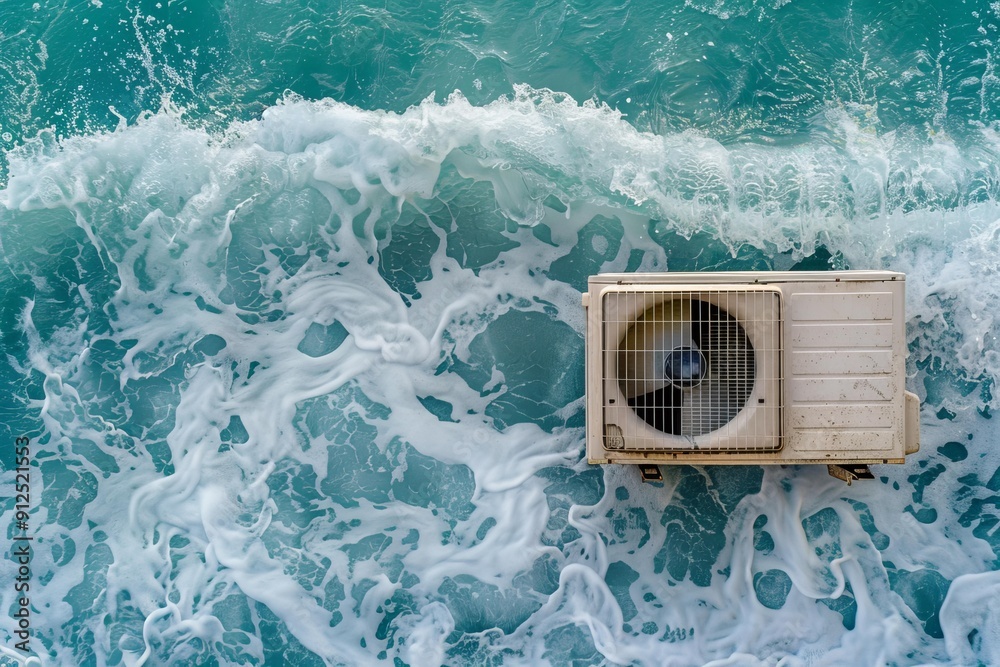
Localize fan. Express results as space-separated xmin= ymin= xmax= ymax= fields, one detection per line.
xmin=617 ymin=299 xmax=754 ymax=437
xmin=585 ymin=271 xmax=921 ymax=481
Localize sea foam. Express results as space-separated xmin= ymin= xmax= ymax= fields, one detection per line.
xmin=1 ymin=89 xmax=999 ymax=665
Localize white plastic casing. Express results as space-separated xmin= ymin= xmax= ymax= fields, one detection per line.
xmin=585 ymin=271 xmax=920 ymax=466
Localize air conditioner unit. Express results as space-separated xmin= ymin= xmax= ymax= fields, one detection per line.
xmin=583 ymin=271 xmax=920 ymax=483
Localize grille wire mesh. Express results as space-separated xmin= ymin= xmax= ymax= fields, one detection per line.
xmin=604 ymin=289 xmax=781 ymax=452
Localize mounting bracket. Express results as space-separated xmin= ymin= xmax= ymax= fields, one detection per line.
xmin=639 ymin=464 xmax=663 ymax=483
xmin=827 ymin=464 xmax=875 ymax=485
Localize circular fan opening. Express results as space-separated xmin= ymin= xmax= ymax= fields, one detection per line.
xmin=617 ymin=298 xmax=756 ymax=436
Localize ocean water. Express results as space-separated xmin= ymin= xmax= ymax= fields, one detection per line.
xmin=2 ymin=0 xmax=1000 ymax=665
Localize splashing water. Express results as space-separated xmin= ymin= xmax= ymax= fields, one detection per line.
xmin=3 ymin=1 xmax=1000 ymax=666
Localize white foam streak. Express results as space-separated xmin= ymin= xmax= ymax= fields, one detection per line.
xmin=514 ymin=563 xmax=639 ymax=663
xmin=414 ymin=483 xmax=561 ymax=584
xmin=198 ymin=487 xmax=352 ymax=664
xmin=940 ymin=570 xmax=1000 ymax=664
xmin=395 ymin=601 xmax=455 ymax=667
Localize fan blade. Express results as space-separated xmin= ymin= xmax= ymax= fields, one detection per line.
xmin=681 ymin=304 xmax=755 ymax=436
xmin=618 ymin=301 xmax=693 ymax=399
xmin=628 ymin=387 xmax=684 ymax=435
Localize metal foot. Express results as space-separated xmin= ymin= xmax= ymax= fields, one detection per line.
xmin=639 ymin=464 xmax=663 ymax=483
xmin=827 ymin=464 xmax=875 ymax=485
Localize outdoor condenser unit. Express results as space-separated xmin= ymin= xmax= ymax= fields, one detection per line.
xmin=583 ymin=271 xmax=920 ymax=483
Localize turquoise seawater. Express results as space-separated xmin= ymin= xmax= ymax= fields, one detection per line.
xmin=3 ymin=0 xmax=1000 ymax=664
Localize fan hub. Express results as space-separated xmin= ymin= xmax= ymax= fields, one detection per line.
xmin=664 ymin=346 xmax=707 ymax=388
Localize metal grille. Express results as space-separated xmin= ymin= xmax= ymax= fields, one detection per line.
xmin=603 ymin=289 xmax=782 ymax=452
